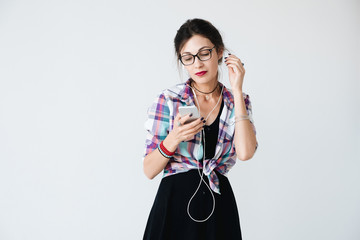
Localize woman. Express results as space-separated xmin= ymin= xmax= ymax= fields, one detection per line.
xmin=142 ymin=18 xmax=258 ymax=240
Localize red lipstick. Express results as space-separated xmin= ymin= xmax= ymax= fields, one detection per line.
xmin=195 ymin=71 xmax=207 ymax=76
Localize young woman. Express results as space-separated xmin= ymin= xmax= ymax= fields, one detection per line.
xmin=142 ymin=18 xmax=258 ymax=240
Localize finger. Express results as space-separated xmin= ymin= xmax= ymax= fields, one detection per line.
xmin=194 ymin=122 xmax=205 ymax=133
xmin=226 ymin=54 xmax=240 ymax=61
xmin=226 ymin=60 xmax=245 ymax=72
xmin=226 ymin=62 xmax=242 ymax=74
xmin=225 ymin=57 xmax=244 ymax=67
xmin=225 ymin=57 xmax=242 ymax=65
xmin=180 ymin=116 xmax=200 ymax=127
xmin=181 ymin=116 xmax=204 ymax=128
xmin=225 ymin=59 xmax=240 ymax=69
xmin=175 ymin=113 xmax=181 ymax=121
xmin=182 ymin=131 xmax=199 ymax=141
xmin=182 ymin=122 xmax=204 ymax=136
xmin=183 ymin=126 xmax=204 ymax=141
xmin=179 ymin=113 xmax=195 ymax=125
xmin=173 ymin=113 xmax=182 ymax=128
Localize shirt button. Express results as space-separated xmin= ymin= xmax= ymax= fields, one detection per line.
xmin=202 ymin=191 xmax=206 ymax=195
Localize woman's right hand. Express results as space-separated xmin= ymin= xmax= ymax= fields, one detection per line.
xmin=143 ymin=113 xmax=205 ymax=179
xmin=163 ymin=113 xmax=205 ymax=152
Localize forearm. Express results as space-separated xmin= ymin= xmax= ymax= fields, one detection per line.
xmin=143 ymin=133 xmax=179 ymax=179
xmin=233 ymin=90 xmax=257 ymax=160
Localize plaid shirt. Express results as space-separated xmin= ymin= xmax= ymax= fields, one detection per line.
xmin=143 ymin=78 xmax=258 ymax=194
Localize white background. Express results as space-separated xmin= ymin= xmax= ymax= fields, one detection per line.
xmin=0 ymin=0 xmax=359 ymax=239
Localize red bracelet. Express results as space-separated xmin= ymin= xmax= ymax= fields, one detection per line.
xmin=160 ymin=141 xmax=175 ymax=156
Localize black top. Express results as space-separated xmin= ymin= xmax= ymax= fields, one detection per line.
xmin=201 ymin=99 xmax=224 ymax=159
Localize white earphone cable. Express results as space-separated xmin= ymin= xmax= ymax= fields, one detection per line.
xmin=186 ymin=82 xmax=224 ymax=222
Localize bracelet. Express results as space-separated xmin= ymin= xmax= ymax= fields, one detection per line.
xmin=158 ymin=146 xmax=172 ymax=158
xmin=157 ymin=141 xmax=175 ymax=159
xmin=232 ymin=114 xmax=253 ymax=125
xmin=160 ymin=141 xmax=175 ymax=156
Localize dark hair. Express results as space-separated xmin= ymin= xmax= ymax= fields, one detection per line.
xmin=174 ymin=18 xmax=226 ymax=65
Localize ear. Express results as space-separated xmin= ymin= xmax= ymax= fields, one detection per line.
xmin=217 ymin=47 xmax=224 ymax=60
xmin=216 ymin=48 xmax=224 ymax=65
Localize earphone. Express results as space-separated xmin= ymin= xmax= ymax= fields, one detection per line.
xmin=186 ymin=81 xmax=224 ymax=222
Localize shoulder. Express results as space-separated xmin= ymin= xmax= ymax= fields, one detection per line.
xmin=147 ymin=82 xmax=186 ymax=112
xmin=151 ymin=82 xmax=186 ymax=103
xmin=162 ymin=82 xmax=186 ymax=99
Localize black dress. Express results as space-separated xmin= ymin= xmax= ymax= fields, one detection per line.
xmin=143 ymin=100 xmax=242 ymax=240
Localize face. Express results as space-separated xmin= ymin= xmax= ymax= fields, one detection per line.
xmin=180 ymin=35 xmax=223 ymax=85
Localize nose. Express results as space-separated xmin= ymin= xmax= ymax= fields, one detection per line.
xmin=193 ymin=56 xmax=204 ymax=68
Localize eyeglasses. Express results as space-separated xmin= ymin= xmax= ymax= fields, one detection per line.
xmin=179 ymin=46 xmax=216 ymax=66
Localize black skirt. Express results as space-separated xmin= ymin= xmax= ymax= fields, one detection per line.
xmin=143 ymin=169 xmax=242 ymax=240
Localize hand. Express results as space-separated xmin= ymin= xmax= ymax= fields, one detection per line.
xmin=224 ymin=53 xmax=245 ymax=92
xmin=166 ymin=113 xmax=205 ymax=149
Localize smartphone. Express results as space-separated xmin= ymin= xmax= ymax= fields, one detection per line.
xmin=178 ymin=105 xmax=200 ymax=124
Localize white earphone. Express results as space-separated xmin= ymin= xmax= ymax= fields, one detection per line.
xmin=186 ymin=81 xmax=224 ymax=222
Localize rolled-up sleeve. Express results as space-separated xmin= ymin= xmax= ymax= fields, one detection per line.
xmin=244 ymin=94 xmax=258 ymax=153
xmin=143 ymin=93 xmax=171 ymax=161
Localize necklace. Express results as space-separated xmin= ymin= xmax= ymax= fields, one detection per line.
xmin=191 ymin=81 xmax=219 ymax=100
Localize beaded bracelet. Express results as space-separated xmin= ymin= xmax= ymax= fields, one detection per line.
xmin=157 ymin=141 xmax=174 ymax=159
xmin=158 ymin=145 xmax=171 ymax=158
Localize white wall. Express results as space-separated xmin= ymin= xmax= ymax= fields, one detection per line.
xmin=0 ymin=0 xmax=359 ymax=239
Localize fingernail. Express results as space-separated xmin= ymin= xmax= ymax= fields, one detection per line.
xmin=202 ymin=120 xmax=206 ymax=123
xmin=224 ymin=57 xmax=228 ymax=59
xmin=189 ymin=113 xmax=193 ymax=117
xmin=242 ymin=63 xmax=244 ymax=66
xmin=200 ymin=117 xmax=204 ymax=121
xmin=228 ymin=53 xmax=231 ymax=55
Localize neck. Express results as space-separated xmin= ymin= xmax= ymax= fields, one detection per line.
xmin=191 ymin=80 xmax=218 ymax=93
xmin=191 ymin=80 xmax=220 ymax=101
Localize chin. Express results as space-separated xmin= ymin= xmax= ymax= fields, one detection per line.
xmin=192 ymin=75 xmax=216 ymax=84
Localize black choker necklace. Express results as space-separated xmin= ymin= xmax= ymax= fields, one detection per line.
xmin=192 ymin=82 xmax=219 ymax=95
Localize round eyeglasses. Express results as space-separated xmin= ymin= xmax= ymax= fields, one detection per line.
xmin=179 ymin=46 xmax=216 ymax=66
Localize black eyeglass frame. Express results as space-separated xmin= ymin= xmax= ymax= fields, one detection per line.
xmin=179 ymin=46 xmax=216 ymax=66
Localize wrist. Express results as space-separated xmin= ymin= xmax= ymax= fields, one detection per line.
xmin=232 ymin=88 xmax=243 ymax=96
xmin=163 ymin=133 xmax=179 ymax=152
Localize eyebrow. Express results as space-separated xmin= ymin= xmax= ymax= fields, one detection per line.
xmin=181 ymin=46 xmax=212 ymax=55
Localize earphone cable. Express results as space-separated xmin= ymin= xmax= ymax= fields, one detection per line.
xmin=186 ymin=82 xmax=224 ymax=222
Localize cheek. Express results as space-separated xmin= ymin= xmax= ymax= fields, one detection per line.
xmin=210 ymin=62 xmax=219 ymax=72
xmin=184 ymin=66 xmax=192 ymax=74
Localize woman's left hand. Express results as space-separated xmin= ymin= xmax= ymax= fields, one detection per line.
xmin=225 ymin=53 xmax=245 ymax=92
